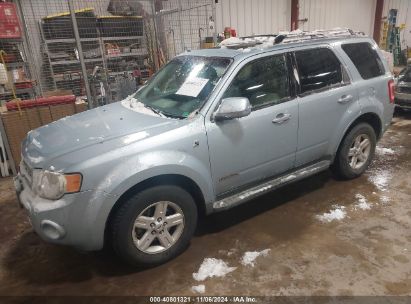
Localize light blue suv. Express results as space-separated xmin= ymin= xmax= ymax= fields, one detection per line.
xmin=14 ymin=33 xmax=394 ymax=266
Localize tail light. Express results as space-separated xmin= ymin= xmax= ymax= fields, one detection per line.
xmin=388 ymin=79 xmax=395 ymax=104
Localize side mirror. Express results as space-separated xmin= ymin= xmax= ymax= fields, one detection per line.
xmin=213 ymin=97 xmax=251 ymax=121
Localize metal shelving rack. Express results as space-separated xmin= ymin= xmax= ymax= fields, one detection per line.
xmin=38 ymin=10 xmax=151 ymax=102
xmin=0 ymin=37 xmax=36 ymax=103
xmin=39 ymin=23 xmax=103 ymax=95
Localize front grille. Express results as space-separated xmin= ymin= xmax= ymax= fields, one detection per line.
xmin=397 ymin=86 xmax=411 ymax=94
xmin=395 ymin=98 xmax=411 ymax=108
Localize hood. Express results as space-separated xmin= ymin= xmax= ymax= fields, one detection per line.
xmin=22 ymin=102 xmax=182 ymax=169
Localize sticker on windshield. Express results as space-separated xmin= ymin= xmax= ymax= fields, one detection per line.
xmin=175 ymin=77 xmax=209 ymax=97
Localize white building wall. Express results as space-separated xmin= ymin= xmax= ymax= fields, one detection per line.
xmin=215 ymin=0 xmax=378 ymax=38
xmin=382 ymin=0 xmax=411 ymax=49
xmin=215 ymin=0 xmax=291 ymax=36
xmin=299 ymin=0 xmax=377 ymax=36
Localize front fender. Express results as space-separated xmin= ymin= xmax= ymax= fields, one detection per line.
xmin=81 ymin=150 xmax=214 ymax=249
xmin=99 ymin=150 xmax=214 ymax=202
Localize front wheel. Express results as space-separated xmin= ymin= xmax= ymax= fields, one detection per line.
xmin=111 ymin=185 xmax=198 ymax=266
xmin=332 ymin=123 xmax=377 ymax=179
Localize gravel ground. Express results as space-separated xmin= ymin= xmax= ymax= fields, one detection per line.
xmin=0 ymin=111 xmax=410 ymax=297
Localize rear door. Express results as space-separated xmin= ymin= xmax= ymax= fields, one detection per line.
xmin=341 ymin=42 xmax=394 ymax=130
xmin=293 ymin=47 xmax=360 ymax=166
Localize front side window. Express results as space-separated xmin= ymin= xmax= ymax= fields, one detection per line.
xmin=295 ymin=48 xmax=345 ymax=94
xmin=341 ymin=42 xmax=385 ymax=79
xmin=222 ymin=54 xmax=290 ymax=109
xmin=132 ymin=56 xmax=232 ymax=118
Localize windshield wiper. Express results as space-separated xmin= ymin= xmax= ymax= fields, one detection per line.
xmin=144 ymin=104 xmax=164 ymax=117
xmin=159 ymin=111 xmax=186 ymax=119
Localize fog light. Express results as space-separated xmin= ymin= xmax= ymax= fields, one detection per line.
xmin=41 ymin=220 xmax=66 ymax=240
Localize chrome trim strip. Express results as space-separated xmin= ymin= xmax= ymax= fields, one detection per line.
xmin=213 ymin=160 xmax=331 ymax=211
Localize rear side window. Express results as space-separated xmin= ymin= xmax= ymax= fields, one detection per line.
xmin=341 ymin=42 xmax=385 ymax=79
xmin=295 ymin=48 xmax=345 ymax=94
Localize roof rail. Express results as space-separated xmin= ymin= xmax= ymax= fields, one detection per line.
xmin=279 ymin=28 xmax=364 ymax=44
xmin=219 ymin=28 xmax=365 ymax=50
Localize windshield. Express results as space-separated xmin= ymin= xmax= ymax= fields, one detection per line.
xmin=132 ymin=56 xmax=232 ymax=118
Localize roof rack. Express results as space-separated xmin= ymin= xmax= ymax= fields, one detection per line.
xmin=219 ymin=28 xmax=365 ymax=50
xmin=279 ymin=28 xmax=364 ymax=43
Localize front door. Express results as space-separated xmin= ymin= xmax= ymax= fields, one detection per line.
xmin=205 ymin=54 xmax=299 ymax=196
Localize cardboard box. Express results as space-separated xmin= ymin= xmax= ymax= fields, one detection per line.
xmin=0 ymin=102 xmax=87 ymax=167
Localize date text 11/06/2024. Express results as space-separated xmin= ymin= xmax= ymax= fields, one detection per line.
xmin=149 ymin=296 xmax=258 ymax=303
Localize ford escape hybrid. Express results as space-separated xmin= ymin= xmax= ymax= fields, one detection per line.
xmin=14 ymin=30 xmax=394 ymax=266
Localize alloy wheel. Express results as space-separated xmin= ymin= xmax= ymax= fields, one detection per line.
xmin=348 ymin=134 xmax=371 ymax=170
xmin=131 ymin=201 xmax=185 ymax=254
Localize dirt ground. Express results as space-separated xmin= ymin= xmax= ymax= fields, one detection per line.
xmin=0 ymin=111 xmax=410 ymax=297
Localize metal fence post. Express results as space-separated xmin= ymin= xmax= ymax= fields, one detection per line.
xmin=68 ymin=0 xmax=93 ymax=108
xmin=177 ymin=0 xmax=185 ymax=52
xmin=15 ymin=0 xmax=43 ymax=96
xmin=212 ymin=0 xmax=217 ymax=45
xmin=151 ymin=1 xmax=160 ymax=71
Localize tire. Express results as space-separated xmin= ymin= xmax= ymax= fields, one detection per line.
xmin=111 ymin=185 xmax=198 ymax=266
xmin=332 ymin=123 xmax=377 ymax=179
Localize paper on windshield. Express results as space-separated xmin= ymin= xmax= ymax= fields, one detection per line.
xmin=176 ymin=77 xmax=209 ymax=97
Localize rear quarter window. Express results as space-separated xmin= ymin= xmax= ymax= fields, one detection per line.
xmin=341 ymin=42 xmax=385 ymax=79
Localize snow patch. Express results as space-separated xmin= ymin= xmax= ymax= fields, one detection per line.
xmin=191 ymin=285 xmax=205 ymax=294
xmin=193 ymin=258 xmax=237 ymax=281
xmin=368 ymin=169 xmax=392 ymax=192
xmin=354 ymin=194 xmax=371 ymax=210
xmin=121 ymin=95 xmax=165 ymax=117
xmin=241 ymin=249 xmax=271 ymax=267
xmin=376 ymin=146 xmax=396 ymax=155
xmin=316 ymin=205 xmax=346 ymax=223
xmin=219 ymin=37 xmax=243 ymax=46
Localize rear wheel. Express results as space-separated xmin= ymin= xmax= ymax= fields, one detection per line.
xmin=332 ymin=123 xmax=376 ymax=179
xmin=111 ymin=185 xmax=197 ymax=266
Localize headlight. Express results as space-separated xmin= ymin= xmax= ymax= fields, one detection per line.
xmin=33 ymin=170 xmax=82 ymax=200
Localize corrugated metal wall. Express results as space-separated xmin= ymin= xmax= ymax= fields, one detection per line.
xmin=214 ymin=0 xmax=379 ymax=38
xmin=215 ymin=0 xmax=291 ymax=36
xmin=383 ymin=0 xmax=411 ymax=49
xmin=299 ymin=0 xmax=377 ymax=36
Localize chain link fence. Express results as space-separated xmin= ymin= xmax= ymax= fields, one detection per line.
xmin=3 ymin=0 xmax=215 ymax=108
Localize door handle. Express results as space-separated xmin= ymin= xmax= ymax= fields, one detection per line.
xmin=272 ymin=113 xmax=291 ymax=124
xmin=338 ymin=94 xmax=354 ymax=104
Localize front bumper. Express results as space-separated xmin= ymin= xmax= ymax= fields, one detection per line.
xmin=14 ymin=173 xmax=108 ymax=251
